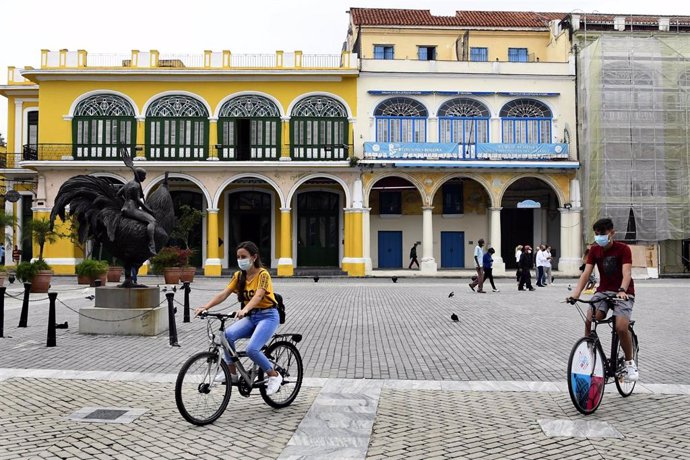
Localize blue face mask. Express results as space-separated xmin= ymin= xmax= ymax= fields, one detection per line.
xmin=594 ymin=234 xmax=610 ymax=247
xmin=237 ymin=258 xmax=253 ymax=271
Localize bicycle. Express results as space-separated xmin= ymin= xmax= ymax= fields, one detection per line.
xmin=175 ymin=311 xmax=304 ymax=425
xmin=565 ymin=294 xmax=639 ymax=415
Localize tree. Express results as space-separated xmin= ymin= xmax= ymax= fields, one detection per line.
xmin=170 ymin=205 xmax=203 ymax=249
xmin=0 ymin=132 xmax=6 ymax=147
xmin=25 ymin=218 xmax=61 ymax=260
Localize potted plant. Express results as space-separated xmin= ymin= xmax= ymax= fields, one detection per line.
xmin=107 ymin=257 xmax=125 ymax=283
xmin=170 ymin=205 xmax=203 ymax=281
xmin=150 ymin=246 xmax=184 ymax=284
xmin=20 ymin=218 xmax=59 ymax=293
xmin=75 ymin=259 xmax=109 ymax=286
xmin=15 ymin=259 xmax=51 ymax=292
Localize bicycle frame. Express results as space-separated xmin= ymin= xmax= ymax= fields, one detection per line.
xmin=585 ymin=305 xmax=621 ymax=382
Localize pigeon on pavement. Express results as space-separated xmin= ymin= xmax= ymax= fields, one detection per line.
xmin=448 ymin=292 xmax=454 ymax=298
xmin=450 ymin=313 xmax=459 ymax=322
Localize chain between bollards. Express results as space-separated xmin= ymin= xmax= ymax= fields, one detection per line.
xmin=47 ymin=292 xmax=58 ymax=347
xmin=0 ymin=286 xmax=5 ymax=338
xmin=183 ymin=282 xmax=190 ymax=323
xmin=165 ymin=292 xmax=179 ymax=347
xmin=18 ymin=283 xmax=31 ymax=328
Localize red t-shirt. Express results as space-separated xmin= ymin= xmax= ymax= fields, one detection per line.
xmin=587 ymin=241 xmax=635 ymax=295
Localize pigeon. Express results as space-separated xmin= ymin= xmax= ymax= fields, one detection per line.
xmin=55 ymin=321 xmax=69 ymax=329
xmin=450 ymin=313 xmax=459 ymax=322
xmin=567 ymin=284 xmax=572 ymax=291
xmin=313 ymin=276 xmax=320 ymax=283
xmin=448 ymin=292 xmax=454 ymax=298
xmin=8 ymin=274 xmax=15 ymax=284
xmin=85 ymin=294 xmax=95 ymax=300
xmin=392 ymin=276 xmax=398 ymax=283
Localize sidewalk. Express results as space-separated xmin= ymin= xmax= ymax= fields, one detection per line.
xmin=1 ymin=277 xmax=689 ymax=459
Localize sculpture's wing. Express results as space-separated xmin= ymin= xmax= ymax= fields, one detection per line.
xmin=50 ymin=175 xmax=124 ymax=243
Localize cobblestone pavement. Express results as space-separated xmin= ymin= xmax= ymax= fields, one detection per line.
xmin=1 ymin=276 xmax=689 ymax=458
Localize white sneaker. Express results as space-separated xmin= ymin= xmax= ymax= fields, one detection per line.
xmin=492 ymin=288 xmax=500 ymax=292
xmin=214 ymin=371 xmax=239 ymax=384
xmin=266 ymin=374 xmax=283 ymax=395
xmin=625 ymin=361 xmax=639 ymax=382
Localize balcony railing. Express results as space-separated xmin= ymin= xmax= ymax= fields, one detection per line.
xmin=37 ymin=49 xmax=358 ymax=70
xmin=18 ymin=144 xmax=355 ymax=162
xmin=363 ymin=142 xmax=570 ymax=161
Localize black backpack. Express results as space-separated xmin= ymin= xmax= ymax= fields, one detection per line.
xmin=274 ymin=293 xmax=286 ymax=324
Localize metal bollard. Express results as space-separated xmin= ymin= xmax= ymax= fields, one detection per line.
xmin=0 ymin=286 xmax=5 ymax=338
xmin=183 ymin=282 xmax=190 ymax=323
xmin=47 ymin=292 xmax=58 ymax=347
xmin=165 ymin=292 xmax=180 ymax=347
xmin=18 ymin=283 xmax=31 ymax=328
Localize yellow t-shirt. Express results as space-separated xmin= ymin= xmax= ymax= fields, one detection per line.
xmin=227 ymin=268 xmax=276 ymax=309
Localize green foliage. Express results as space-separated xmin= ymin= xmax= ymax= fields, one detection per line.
xmin=15 ymin=259 xmax=51 ymax=282
xmin=170 ymin=205 xmax=204 ymax=248
xmin=150 ymin=246 xmax=193 ymax=274
xmin=0 ymin=265 xmax=7 ymax=273
xmin=24 ymin=218 xmax=61 ymax=260
xmin=75 ymin=259 xmax=109 ymax=277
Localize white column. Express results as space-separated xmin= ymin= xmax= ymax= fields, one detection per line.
xmin=421 ymin=206 xmax=437 ymax=273
xmin=14 ymin=100 xmax=23 ymax=152
xmin=558 ymin=207 xmax=582 ymax=276
xmin=5 ymin=180 xmax=15 ymax=266
xmin=362 ymin=208 xmax=372 ymax=274
xmin=488 ymin=207 xmax=505 ymax=275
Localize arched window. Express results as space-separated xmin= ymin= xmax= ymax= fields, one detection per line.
xmin=290 ymin=96 xmax=348 ymax=160
xmin=500 ymin=99 xmax=552 ymax=144
xmin=437 ymin=98 xmax=490 ymax=157
xmin=145 ymin=95 xmax=209 ymax=160
xmin=218 ymin=95 xmax=281 ymax=160
xmin=73 ymin=94 xmax=136 ymax=159
xmin=374 ymin=97 xmax=428 ymax=143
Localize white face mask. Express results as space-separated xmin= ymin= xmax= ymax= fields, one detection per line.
xmin=237 ymin=258 xmax=253 ymax=271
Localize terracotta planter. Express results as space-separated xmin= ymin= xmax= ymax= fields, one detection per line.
xmin=180 ymin=267 xmax=196 ymax=283
xmin=30 ymin=270 xmax=53 ymax=293
xmin=77 ymin=274 xmax=91 ymax=285
xmin=107 ymin=266 xmax=124 ymax=283
xmin=163 ymin=267 xmax=182 ymax=284
xmin=0 ymin=274 xmax=5 ymax=287
xmin=90 ymin=274 xmax=107 ymax=287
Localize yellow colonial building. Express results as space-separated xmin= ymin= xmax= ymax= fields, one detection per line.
xmin=1 ymin=8 xmax=588 ymax=277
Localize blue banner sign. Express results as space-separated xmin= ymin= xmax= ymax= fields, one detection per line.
xmin=475 ymin=143 xmax=569 ymax=160
xmin=364 ymin=142 xmax=460 ymax=159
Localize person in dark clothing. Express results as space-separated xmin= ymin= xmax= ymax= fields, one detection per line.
xmin=408 ymin=242 xmax=420 ymax=269
xmin=482 ymin=247 xmax=498 ymax=292
xmin=518 ymin=245 xmax=535 ymax=291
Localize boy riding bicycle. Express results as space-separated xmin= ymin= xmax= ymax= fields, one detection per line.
xmin=567 ymin=217 xmax=638 ymax=382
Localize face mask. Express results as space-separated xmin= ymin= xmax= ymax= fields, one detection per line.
xmin=237 ymin=258 xmax=253 ymax=271
xmin=594 ymin=234 xmax=609 ymax=247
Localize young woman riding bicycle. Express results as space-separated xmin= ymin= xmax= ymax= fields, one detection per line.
xmin=194 ymin=241 xmax=283 ymax=395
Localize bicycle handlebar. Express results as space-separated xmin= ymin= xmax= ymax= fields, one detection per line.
xmin=199 ymin=311 xmax=237 ymax=320
xmin=566 ymin=293 xmax=621 ymax=305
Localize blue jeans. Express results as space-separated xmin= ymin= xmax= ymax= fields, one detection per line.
xmin=537 ymin=266 xmax=545 ymax=285
xmin=224 ymin=308 xmax=279 ymax=372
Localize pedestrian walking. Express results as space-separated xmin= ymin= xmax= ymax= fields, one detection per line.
xmin=0 ymin=243 xmax=5 ymax=265
xmin=544 ymin=245 xmax=553 ymax=285
xmin=408 ymin=242 xmax=420 ymax=269
xmin=469 ymin=239 xmax=486 ymax=293
xmin=536 ymin=244 xmax=547 ymax=286
xmin=514 ymin=244 xmax=523 ymax=281
xmin=483 ymin=247 xmax=499 ymax=292
xmin=518 ymin=245 xmax=535 ymax=291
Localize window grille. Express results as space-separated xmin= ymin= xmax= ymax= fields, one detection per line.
xmin=146 ymin=95 xmax=208 ymax=160
xmin=500 ymin=99 xmax=552 ymax=144
xmin=73 ymin=94 xmax=136 ymax=159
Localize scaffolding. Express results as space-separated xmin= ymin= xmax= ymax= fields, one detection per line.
xmin=578 ymin=33 xmax=690 ymax=273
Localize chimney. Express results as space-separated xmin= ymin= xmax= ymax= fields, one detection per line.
xmin=614 ymin=16 xmax=626 ymax=31
xmin=659 ymin=17 xmax=670 ymax=31
xmin=571 ymin=14 xmax=581 ymax=31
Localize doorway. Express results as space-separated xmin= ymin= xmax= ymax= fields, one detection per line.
xmin=236 ymin=119 xmax=251 ymax=161
xmin=297 ymin=192 xmax=339 ymax=267
xmin=228 ymin=191 xmax=272 ymax=268
xmin=378 ymin=231 xmax=402 ymax=268
xmin=501 ymin=208 xmax=534 ymax=269
xmin=441 ymin=231 xmax=465 ymax=268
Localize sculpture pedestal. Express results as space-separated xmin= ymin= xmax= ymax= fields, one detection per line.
xmin=79 ymin=287 xmax=168 ymax=336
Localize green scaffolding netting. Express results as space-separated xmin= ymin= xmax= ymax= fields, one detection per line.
xmin=579 ymin=34 xmax=690 ymax=242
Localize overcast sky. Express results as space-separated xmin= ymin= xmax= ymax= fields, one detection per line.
xmin=2 ymin=0 xmax=688 ymax=142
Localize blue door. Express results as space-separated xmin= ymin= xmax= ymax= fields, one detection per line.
xmin=441 ymin=231 xmax=464 ymax=268
xmin=378 ymin=231 xmax=402 ymax=268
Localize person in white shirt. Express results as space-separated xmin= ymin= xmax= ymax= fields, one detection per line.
xmin=544 ymin=245 xmax=553 ymax=285
xmin=515 ymin=245 xmax=523 ymax=282
xmin=535 ymin=245 xmax=547 ymax=287
xmin=468 ymin=239 xmax=486 ymax=293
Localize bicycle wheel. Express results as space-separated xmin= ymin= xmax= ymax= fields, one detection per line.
xmin=567 ymin=337 xmax=606 ymax=415
xmin=615 ymin=330 xmax=639 ymax=397
xmin=175 ymin=351 xmax=232 ymax=425
xmin=259 ymin=341 xmax=303 ymax=408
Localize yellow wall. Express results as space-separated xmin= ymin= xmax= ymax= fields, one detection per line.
xmin=358 ymin=28 xmax=568 ymax=62
xmin=36 ymin=79 xmax=357 ymax=144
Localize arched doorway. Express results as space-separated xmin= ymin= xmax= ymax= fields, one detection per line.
xmin=368 ymin=176 xmax=423 ymax=269
xmin=227 ymin=190 xmax=272 ymax=268
xmin=296 ymin=191 xmax=340 ymax=267
xmin=501 ymin=177 xmax=560 ymax=269
xmin=169 ymin=190 xmax=204 ymax=267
